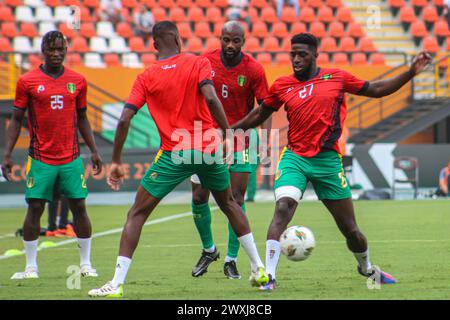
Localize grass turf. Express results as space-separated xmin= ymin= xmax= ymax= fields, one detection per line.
xmin=0 ymin=200 xmax=449 ymax=300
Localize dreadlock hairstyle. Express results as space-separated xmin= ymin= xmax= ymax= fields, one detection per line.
xmin=41 ymin=31 xmax=67 ymax=53
xmin=291 ymin=33 xmax=319 ymax=51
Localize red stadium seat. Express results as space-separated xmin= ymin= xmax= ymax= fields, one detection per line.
xmin=63 ymin=0 xmax=82 ymax=6
xmin=307 ymin=0 xmax=323 ymax=9
xmin=336 ymin=7 xmax=353 ymax=24
xmin=141 ymin=0 xmax=157 ymax=7
xmin=275 ymin=53 xmax=290 ymax=64
xmin=177 ymin=22 xmax=193 ymax=39
xmin=205 ymin=37 xmax=221 ymax=50
xmin=250 ymin=0 xmax=268 ymax=10
xmin=1 ymin=23 xmax=17 ymax=39
xmin=29 ymin=54 xmax=42 ymax=69
xmin=447 ymin=37 xmax=450 ymax=51
xmin=410 ymin=20 xmax=428 ymax=39
xmin=422 ymin=6 xmax=439 ymax=24
xmin=116 ymin=22 xmax=133 ymax=39
xmin=388 ymin=0 xmax=406 ymax=9
xmin=370 ymin=53 xmax=385 ymax=65
xmin=129 ymin=37 xmax=146 ymax=52
xmin=411 ymin=0 xmax=428 ymax=9
xmin=326 ymin=0 xmax=342 ymax=10
xmin=187 ymin=6 xmax=204 ymax=22
xmin=244 ymin=37 xmax=261 ymax=53
xmin=0 ymin=6 xmax=15 ymax=22
xmin=309 ymin=22 xmax=326 ymax=38
xmin=0 ymin=38 xmax=13 ymax=52
xmin=186 ymin=37 xmax=203 ymax=52
xmin=66 ymin=53 xmax=83 ymax=66
xmin=152 ymin=7 xmax=168 ymax=21
xmin=5 ymin=0 xmax=22 ymax=7
xmin=360 ymin=37 xmax=377 ymax=52
xmin=347 ymin=22 xmax=365 ymax=38
xmin=248 ymin=7 xmax=259 ymax=23
xmin=339 ymin=36 xmax=357 ymax=52
xmin=333 ymin=53 xmax=349 ymax=65
xmin=104 ymin=53 xmax=121 ymax=66
xmin=320 ymin=36 xmax=338 ymax=52
xmin=177 ymin=0 xmax=193 ymax=9
xmin=122 ymin=0 xmax=139 ymax=9
xmin=422 ymin=36 xmax=440 ymax=53
xmin=213 ymin=22 xmax=224 ymax=37
xmin=44 ymin=0 xmax=61 ymax=7
xmin=399 ymin=6 xmax=416 ymax=23
xmin=141 ymin=53 xmax=156 ymax=66
xmin=272 ymin=22 xmax=289 ymax=39
xmin=206 ymin=7 xmax=224 ymax=24
xmin=84 ymin=0 xmax=100 ymax=9
xmin=213 ymin=0 xmax=228 ymax=9
xmin=318 ymin=6 xmax=334 ymax=24
xmin=194 ymin=22 xmax=212 ymax=38
xmin=257 ymin=53 xmax=272 ymax=64
xmin=79 ymin=23 xmax=97 ymax=38
xmin=70 ymin=37 xmax=90 ymax=53
xmin=261 ymin=7 xmax=279 ymax=24
xmin=351 ymin=52 xmax=367 ymax=65
xmin=434 ymin=20 xmax=450 ymax=37
xmin=317 ymin=52 xmax=330 ymax=64
xmin=20 ymin=23 xmax=38 ymax=38
xmin=252 ymin=22 xmax=270 ymax=38
xmin=196 ymin=0 xmax=212 ymax=9
xmin=300 ymin=7 xmax=316 ymax=24
xmin=328 ymin=21 xmax=345 ymax=39
xmin=281 ymin=7 xmax=298 ymax=24
xmin=263 ymin=36 xmax=280 ymax=52
xmin=291 ymin=22 xmax=307 ymax=35
xmin=169 ymin=7 xmax=186 ymax=23
xmin=59 ymin=23 xmax=77 ymax=39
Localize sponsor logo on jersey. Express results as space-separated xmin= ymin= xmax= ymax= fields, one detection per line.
xmin=161 ymin=64 xmax=177 ymax=70
xmin=237 ymin=75 xmax=247 ymax=87
xmin=286 ymin=87 xmax=294 ymax=93
xmin=211 ymin=70 xmax=215 ymax=77
xmin=67 ymin=83 xmax=76 ymax=93
xmin=321 ymin=74 xmax=332 ymax=80
xmin=37 ymin=85 xmax=45 ymax=93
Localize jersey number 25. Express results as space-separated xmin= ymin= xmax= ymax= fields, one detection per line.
xmin=51 ymin=95 xmax=64 ymax=110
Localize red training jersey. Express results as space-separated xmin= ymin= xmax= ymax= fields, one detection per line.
xmin=126 ymin=54 xmax=217 ymax=152
xmin=263 ymin=68 xmax=368 ymax=157
xmin=14 ymin=66 xmax=88 ymax=165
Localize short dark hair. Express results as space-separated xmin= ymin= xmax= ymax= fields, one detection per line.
xmin=291 ymin=33 xmax=319 ymax=50
xmin=41 ymin=31 xmax=66 ymax=53
xmin=152 ymin=21 xmax=178 ymax=39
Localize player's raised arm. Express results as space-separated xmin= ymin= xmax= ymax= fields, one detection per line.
xmin=200 ymin=83 xmax=230 ymax=132
xmin=2 ymin=108 xmax=26 ymax=179
xmin=232 ymin=104 xmax=274 ymax=131
xmin=359 ymin=51 xmax=432 ymax=98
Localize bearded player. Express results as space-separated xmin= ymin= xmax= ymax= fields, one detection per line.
xmin=2 ymin=31 xmax=102 ymax=279
xmin=233 ymin=33 xmax=432 ymax=291
xmin=190 ymin=21 xmax=271 ymax=280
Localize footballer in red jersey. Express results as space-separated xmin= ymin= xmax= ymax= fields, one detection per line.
xmin=233 ymin=33 xmax=432 ymax=291
xmin=89 ymin=22 xmax=269 ymax=298
xmin=2 ymin=31 xmax=103 ymax=280
xmin=189 ymin=21 xmax=271 ymax=280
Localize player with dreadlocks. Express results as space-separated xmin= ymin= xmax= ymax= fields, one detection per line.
xmin=2 ymin=31 xmax=103 ymax=279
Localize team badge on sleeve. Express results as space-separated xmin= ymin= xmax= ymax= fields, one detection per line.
xmin=321 ymin=74 xmax=332 ymax=80
xmin=67 ymin=83 xmax=76 ymax=93
xmin=237 ymin=75 xmax=247 ymax=87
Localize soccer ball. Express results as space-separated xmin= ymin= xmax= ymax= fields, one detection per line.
xmin=279 ymin=226 xmax=315 ymax=262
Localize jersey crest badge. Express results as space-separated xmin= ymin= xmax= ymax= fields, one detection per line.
xmin=237 ymin=75 xmax=247 ymax=87
xmin=37 ymin=85 xmax=45 ymax=93
xmin=67 ymin=83 xmax=76 ymax=94
xmin=321 ymin=74 xmax=332 ymax=80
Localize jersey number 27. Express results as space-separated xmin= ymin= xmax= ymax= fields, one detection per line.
xmin=299 ymin=84 xmax=314 ymax=99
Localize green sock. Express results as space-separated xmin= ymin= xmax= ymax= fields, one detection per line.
xmin=192 ymin=202 xmax=214 ymax=250
xmin=227 ymin=203 xmax=246 ymax=259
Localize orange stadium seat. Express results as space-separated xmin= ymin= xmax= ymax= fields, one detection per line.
xmin=186 ymin=37 xmax=203 ymax=52
xmin=169 ymin=7 xmax=186 ymax=22
xmin=80 ymin=6 xmax=96 ymax=23
xmin=252 ymin=21 xmax=270 ymax=38
xmin=422 ymin=35 xmax=440 ymax=53
xmin=371 ymin=53 xmax=385 ymax=65
xmin=213 ymin=22 xmax=224 ymax=37
xmin=177 ymin=22 xmax=193 ymax=39
xmin=177 ymin=0 xmax=193 ymax=9
xmin=0 ymin=38 xmax=13 ymax=52
xmin=0 ymin=6 xmax=15 ymax=22
xmin=141 ymin=0 xmax=157 ymax=7
xmin=29 ymin=54 xmax=42 ymax=69
xmin=5 ymin=0 xmax=22 ymax=7
xmin=196 ymin=0 xmax=212 ymax=9
xmin=360 ymin=37 xmax=376 ymax=52
xmin=79 ymin=23 xmax=97 ymax=38
xmin=59 ymin=23 xmax=76 ymax=39
xmin=66 ymin=53 xmax=83 ymax=66
xmin=244 ymin=37 xmax=261 ymax=53
xmin=336 ymin=7 xmax=353 ymax=24
xmin=187 ymin=6 xmax=204 ymax=22
xmin=20 ymin=23 xmax=38 ymax=38
xmin=250 ymin=0 xmax=268 ymax=10
xmin=320 ymin=36 xmax=338 ymax=52
xmin=194 ymin=22 xmax=212 ymax=38
xmin=272 ymin=22 xmax=289 ymax=38
xmin=213 ymin=0 xmax=229 ymax=9
xmin=281 ymin=7 xmax=298 ymax=24
xmin=307 ymin=0 xmax=323 ymax=9
xmin=388 ymin=0 xmax=406 ymax=9
xmin=422 ymin=6 xmax=439 ymax=24
xmin=205 ymin=37 xmax=220 ymax=50
xmin=71 ymin=37 xmax=89 ymax=52
xmin=347 ymin=22 xmax=365 ymax=38
xmin=275 ymin=53 xmax=290 ymax=64
xmin=326 ymin=0 xmax=342 ymax=10
xmin=117 ymin=22 xmax=133 ymax=38
xmin=333 ymin=53 xmax=349 ymax=65
xmin=44 ymin=0 xmax=60 ymax=7
xmin=317 ymin=52 xmax=330 ymax=64
xmin=309 ymin=21 xmax=326 ymax=38
xmin=446 ymin=37 xmax=450 ymax=51
xmin=63 ymin=0 xmax=81 ymax=6
xmin=328 ymin=21 xmax=345 ymax=38
xmin=263 ymin=36 xmax=280 ymax=52
xmin=291 ymin=22 xmax=307 ymax=35
xmin=411 ymin=0 xmax=428 ymax=13
xmin=206 ymin=7 xmax=224 ymax=23
xmin=248 ymin=7 xmax=259 ymax=23
xmin=152 ymin=7 xmax=168 ymax=21
xmin=434 ymin=20 xmax=450 ymax=37
xmin=300 ymin=7 xmax=316 ymax=24
xmin=122 ymin=0 xmax=139 ymax=9
xmin=351 ymin=52 xmax=367 ymax=65
xmin=318 ymin=6 xmax=334 ymax=24
xmin=84 ymin=0 xmax=100 ymax=9
xmin=261 ymin=7 xmax=279 ymax=24
xmin=141 ymin=53 xmax=157 ymax=66
xmin=399 ymin=6 xmax=416 ymax=24
xmin=104 ymin=53 xmax=121 ymax=66
xmin=257 ymin=53 xmax=272 ymax=64
xmin=339 ymin=36 xmax=357 ymax=52
xmin=281 ymin=37 xmax=291 ymax=51
xmin=129 ymin=36 xmax=146 ymax=52
xmin=410 ymin=20 xmax=428 ymax=42
xmin=1 ymin=23 xmax=17 ymax=39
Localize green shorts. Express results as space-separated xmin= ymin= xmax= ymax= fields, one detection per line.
xmin=229 ymin=129 xmax=259 ymax=173
xmin=141 ymin=149 xmax=231 ymax=199
xmin=274 ymin=147 xmax=351 ymax=200
xmin=25 ymin=156 xmax=88 ymax=202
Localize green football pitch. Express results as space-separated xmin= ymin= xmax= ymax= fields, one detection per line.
xmin=0 ymin=200 xmax=449 ymax=300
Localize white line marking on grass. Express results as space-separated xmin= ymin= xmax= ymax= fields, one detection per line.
xmin=0 ymin=233 xmax=15 ymax=240
xmin=0 ymin=207 xmax=219 ymax=261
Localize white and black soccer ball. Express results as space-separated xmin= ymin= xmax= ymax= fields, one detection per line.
xmin=280 ymin=226 xmax=315 ymax=262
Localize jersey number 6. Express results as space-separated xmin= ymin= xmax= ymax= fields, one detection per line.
xmin=221 ymin=84 xmax=228 ymax=99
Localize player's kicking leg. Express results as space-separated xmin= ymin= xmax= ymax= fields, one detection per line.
xmin=322 ymin=198 xmax=396 ymax=284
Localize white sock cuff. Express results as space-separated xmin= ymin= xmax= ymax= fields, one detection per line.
xmin=266 ymin=239 xmax=280 ymax=248
xmin=117 ymin=256 xmax=132 ymax=265
xmin=23 ymin=239 xmax=39 ymax=245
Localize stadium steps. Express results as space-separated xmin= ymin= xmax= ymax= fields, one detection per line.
xmin=348 ymin=97 xmax=450 ymax=143
xmin=344 ymin=0 xmax=417 ymax=66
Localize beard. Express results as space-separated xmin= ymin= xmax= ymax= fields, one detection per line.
xmin=294 ymin=63 xmax=313 ymax=80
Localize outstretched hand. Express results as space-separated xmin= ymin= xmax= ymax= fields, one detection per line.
xmin=410 ymin=52 xmax=432 ymax=75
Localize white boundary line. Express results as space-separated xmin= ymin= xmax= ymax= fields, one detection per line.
xmin=0 ymin=233 xmax=15 ymax=240
xmin=0 ymin=207 xmax=219 ymax=261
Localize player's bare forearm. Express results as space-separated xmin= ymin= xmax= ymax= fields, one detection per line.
xmin=77 ymin=111 xmax=99 ymax=154
xmin=200 ymin=84 xmax=230 ymax=132
xmin=4 ymin=108 xmax=25 ymax=159
xmin=260 ymin=114 xmax=272 ymax=142
xmin=112 ymin=107 xmax=135 ymax=163
xmin=232 ymin=105 xmax=274 ymax=131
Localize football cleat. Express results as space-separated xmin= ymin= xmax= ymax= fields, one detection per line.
xmin=192 ymin=248 xmax=220 ymax=277
xmin=81 ymin=265 xmax=98 ymax=277
xmin=88 ymin=281 xmax=123 ymax=298
xmin=11 ymin=267 xmax=39 ymax=280
xmin=224 ymin=261 xmax=241 ymax=279
xmin=358 ymin=265 xmax=397 ymax=284
xmin=259 ymin=275 xmax=277 ymax=291
xmin=249 ymin=267 xmax=269 ymax=287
